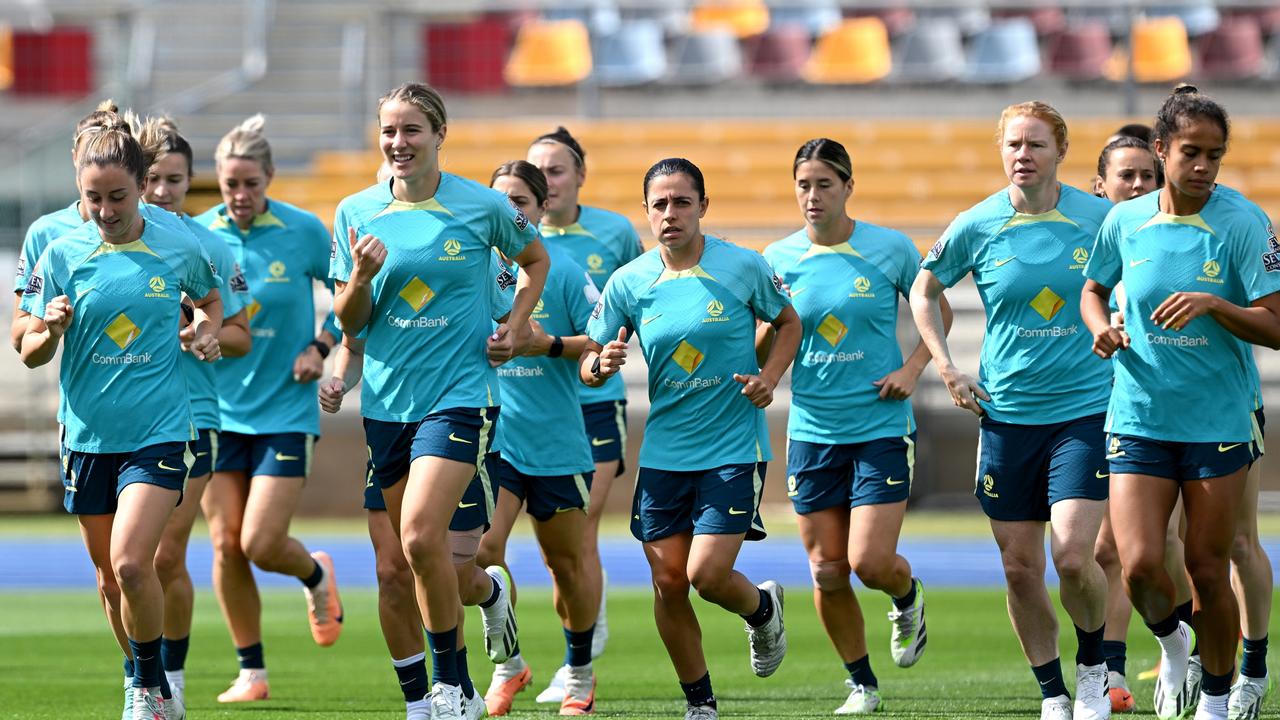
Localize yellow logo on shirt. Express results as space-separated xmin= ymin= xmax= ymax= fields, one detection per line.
xmin=104 ymin=313 xmax=141 ymax=350
xmin=1029 ymin=286 xmax=1065 ymax=322
xmin=703 ymin=299 xmax=728 ymax=323
xmin=438 ymin=239 xmax=466 ymax=262
xmin=849 ymin=276 xmax=875 ymax=298
xmin=246 ymin=299 xmax=262 ymax=321
xmin=1198 ymin=259 xmax=1224 ymax=284
xmin=149 ymin=276 xmax=165 ymax=293
xmin=587 ymin=254 xmax=604 ymax=272
xmin=1072 ymin=247 xmax=1090 ymax=267
xmin=672 ymin=340 xmax=704 ymax=374
xmin=398 ymin=277 xmax=436 ymax=312
xmin=816 ymin=314 xmax=847 ymax=347
xmin=266 ymin=260 xmax=289 ymax=283
xmin=532 ymin=297 xmax=549 ymax=319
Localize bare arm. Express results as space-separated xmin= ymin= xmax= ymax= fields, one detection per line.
xmin=909 ymin=269 xmax=987 ymax=415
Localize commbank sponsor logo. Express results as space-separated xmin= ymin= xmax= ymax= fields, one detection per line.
xmin=496 ymin=366 xmax=544 ymax=377
xmin=1015 ymin=324 xmax=1078 ymax=338
xmin=1147 ymin=332 xmax=1208 ymax=347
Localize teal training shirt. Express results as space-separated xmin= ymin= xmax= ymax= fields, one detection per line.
xmin=541 ymin=205 xmax=643 ymax=405
xmin=196 ymin=200 xmax=338 ymax=436
xmin=178 ymin=214 xmax=250 ymax=431
xmin=1085 ymin=186 xmax=1280 ymax=442
xmin=922 ymin=184 xmax=1114 ymax=424
xmin=764 ymin=222 xmax=920 ymax=444
xmin=330 ymin=175 xmax=539 ymax=421
xmin=15 ymin=201 xmax=83 ymax=295
xmin=587 ymin=235 xmax=791 ymax=471
xmin=494 ymin=246 xmax=596 ymax=476
xmin=22 ymin=203 xmax=218 ymax=453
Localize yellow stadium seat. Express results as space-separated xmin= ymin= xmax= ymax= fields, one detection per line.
xmin=803 ymin=17 xmax=892 ymax=84
xmin=690 ymin=0 xmax=770 ymax=38
xmin=504 ymin=19 xmax=593 ymax=87
xmin=0 ymin=25 xmax=12 ymax=91
xmin=1105 ymin=16 xmax=1191 ymax=83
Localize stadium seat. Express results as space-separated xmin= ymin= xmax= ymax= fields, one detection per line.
xmin=893 ymin=19 xmax=965 ymax=83
xmin=993 ymin=7 xmax=1067 ymax=37
xmin=504 ymin=19 xmax=594 ymax=87
xmin=689 ymin=0 xmax=769 ymax=38
xmin=803 ymin=17 xmax=891 ymax=84
xmin=545 ymin=1 xmax=621 ymax=35
xmin=668 ymin=29 xmax=743 ymax=84
xmin=743 ymin=24 xmax=810 ymax=82
xmin=423 ymin=17 xmax=511 ymax=93
xmin=963 ymin=18 xmax=1042 ymax=84
xmin=10 ymin=27 xmax=92 ymax=95
xmin=1047 ymin=21 xmax=1112 ymax=81
xmin=861 ymin=7 xmax=917 ymax=37
xmin=1105 ymin=16 xmax=1191 ymax=83
xmin=1224 ymin=7 xmax=1280 ymax=38
xmin=767 ymin=1 xmax=840 ymax=35
xmin=0 ymin=25 xmax=11 ymax=91
xmin=593 ymin=19 xmax=667 ymax=87
xmin=915 ymin=4 xmax=991 ymax=37
xmin=1147 ymin=2 xmax=1220 ymax=37
xmin=1198 ymin=15 xmax=1265 ymax=81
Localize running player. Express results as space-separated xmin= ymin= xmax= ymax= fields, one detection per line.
xmin=20 ymin=119 xmax=223 ymax=720
xmin=331 ymin=82 xmax=548 ymax=720
xmin=196 ymin=114 xmax=343 ymax=703
xmin=1081 ymin=86 xmax=1280 ymax=720
xmin=10 ymin=100 xmax=120 ymax=352
xmin=763 ymin=138 xmax=949 ymax=715
xmin=478 ymin=160 xmax=600 ymax=716
xmin=132 ymin=114 xmax=253 ymax=707
xmin=526 ymin=128 xmax=643 ymax=702
xmin=910 ymin=102 xmax=1114 ymax=720
xmin=583 ymin=158 xmax=800 ymax=720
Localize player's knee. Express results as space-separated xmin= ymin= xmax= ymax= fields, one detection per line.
xmin=1094 ymin=538 xmax=1120 ymax=570
xmin=240 ymin=529 xmax=285 ymax=569
xmin=1183 ymin=549 xmax=1230 ymax=590
xmin=850 ymin=554 xmax=896 ymax=590
xmin=448 ymin=527 xmax=483 ymax=567
xmin=1230 ymin=532 xmax=1260 ymax=565
xmin=400 ymin=524 xmax=445 ymax=571
xmin=95 ymin=566 xmax=122 ymax=603
xmin=153 ymin=544 xmax=186 ymax=583
xmin=544 ymin=552 xmax=584 ymax=588
xmin=111 ymin=555 xmax=151 ymax=596
xmin=1051 ymin=546 xmax=1093 ymax=583
xmin=999 ymin=551 xmax=1043 ymax=590
xmin=209 ymin=525 xmax=245 ymax=560
xmin=687 ymin=565 xmax=732 ymax=600
xmin=651 ymin=566 xmax=690 ymax=600
xmin=1121 ymin=553 xmax=1165 ymax=589
xmin=374 ymin=549 xmax=412 ymax=594
xmin=810 ymin=558 xmax=852 ymax=593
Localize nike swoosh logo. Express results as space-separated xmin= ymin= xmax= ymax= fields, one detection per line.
xmin=555 ymin=506 xmax=576 ymax=513
xmin=275 ymin=452 xmax=299 ymax=461
xmin=590 ymin=437 xmax=615 ymax=447
xmin=458 ymin=501 xmax=478 ymax=509
xmin=448 ymin=433 xmax=472 ymax=444
xmin=727 ymin=507 xmax=747 ymax=516
xmin=1130 ymin=258 xmax=1152 ymax=267
xmin=994 ymin=256 xmax=1017 ymax=267
xmin=1219 ymin=443 xmax=1243 ymax=452
xmin=642 ymin=314 xmax=662 ymax=325
xmin=1096 ymin=471 xmax=1110 ymax=479
xmin=195 ymin=452 xmax=209 ymax=457
xmin=157 ymin=460 xmax=183 ymax=472
xmin=1105 ymin=452 xmax=1126 ymax=459
xmin=885 ymin=477 xmax=905 ymax=486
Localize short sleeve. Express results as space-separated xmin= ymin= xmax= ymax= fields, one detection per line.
xmin=306 ymin=216 xmax=331 ymax=283
xmin=488 ymin=250 xmax=516 ymax=322
xmin=587 ymin=274 xmax=633 ymax=347
xmin=217 ymin=243 xmax=248 ymax=318
xmin=1084 ymin=211 xmax=1123 ymax=288
xmin=15 ymin=226 xmax=44 ymax=295
xmin=1236 ymin=214 xmax=1280 ymax=302
xmin=20 ymin=250 xmax=63 ymax=316
xmin=566 ymin=268 xmax=599 ymax=335
xmin=181 ymin=240 xmax=219 ymax=301
xmin=920 ymin=217 xmax=974 ymax=288
xmin=746 ymin=252 xmax=791 ymax=323
xmin=620 ymin=223 xmax=644 ymax=265
xmin=895 ymin=235 xmax=923 ymax=298
xmin=487 ymin=191 xmax=540 ymax=260
xmin=330 ymin=203 xmax=354 ymax=283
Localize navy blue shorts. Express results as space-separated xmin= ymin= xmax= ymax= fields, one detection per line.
xmin=581 ymin=400 xmax=627 ymax=472
xmin=215 ymin=431 xmax=314 ymax=478
xmin=1106 ymin=433 xmax=1253 ymax=481
xmin=1251 ymin=407 xmax=1266 ymax=461
xmin=786 ymin=434 xmax=916 ymax=514
xmin=189 ymin=429 xmax=218 ymax=478
xmin=494 ymin=456 xmax=592 ymax=521
xmin=61 ymin=440 xmax=191 ymax=515
xmin=631 ymin=462 xmax=766 ymax=543
xmin=976 ymin=413 xmax=1108 ymax=522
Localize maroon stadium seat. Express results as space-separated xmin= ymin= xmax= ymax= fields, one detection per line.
xmin=10 ymin=27 xmax=92 ymax=96
xmin=743 ymin=24 xmax=811 ymax=82
xmin=1199 ymin=15 xmax=1265 ymax=81
xmin=423 ymin=16 xmax=512 ymax=93
xmin=1047 ymin=21 xmax=1112 ymax=81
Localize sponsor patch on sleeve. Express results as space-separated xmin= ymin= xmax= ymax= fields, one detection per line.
xmin=1263 ymin=251 xmax=1280 ymax=273
xmin=771 ymin=274 xmax=785 ymax=293
xmin=15 ymin=256 xmax=25 ymax=278
xmin=23 ymin=274 xmax=42 ymax=296
xmin=495 ymin=268 xmax=517 ymax=291
xmin=927 ymin=238 xmax=946 ymax=260
xmin=591 ymin=300 xmax=603 ymax=320
xmin=509 ymin=198 xmax=530 ymax=232
xmin=229 ymin=264 xmax=249 ymax=293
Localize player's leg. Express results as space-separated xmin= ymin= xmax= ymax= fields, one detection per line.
xmin=1229 ymin=456 xmax=1273 ymax=718
xmin=1095 ymin=511 xmax=1137 ymax=711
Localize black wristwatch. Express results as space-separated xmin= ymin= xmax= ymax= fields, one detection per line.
xmin=309 ymin=339 xmax=331 ymax=359
xmin=590 ymin=356 xmax=603 ymax=379
xmin=548 ymin=336 xmax=564 ymax=358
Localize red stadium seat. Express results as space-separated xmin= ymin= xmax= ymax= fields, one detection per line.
xmin=10 ymin=27 xmax=92 ymax=96
xmin=423 ymin=16 xmax=511 ymax=93
xmin=1047 ymin=22 xmax=1113 ymax=81
xmin=1199 ymin=15 xmax=1265 ymax=81
xmin=743 ymin=24 xmax=811 ymax=82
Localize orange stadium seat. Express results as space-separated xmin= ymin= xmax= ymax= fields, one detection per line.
xmin=1106 ymin=16 xmax=1192 ymax=83
xmin=0 ymin=25 xmax=12 ymax=90
xmin=504 ymin=19 xmax=593 ymax=87
xmin=689 ymin=0 xmax=770 ymax=38
xmin=803 ymin=17 xmax=892 ymax=85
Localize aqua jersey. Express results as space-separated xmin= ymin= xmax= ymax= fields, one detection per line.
xmin=494 ymin=246 xmax=597 ymax=476
xmin=922 ymin=184 xmax=1114 ymax=424
xmin=588 ymin=236 xmax=791 ymax=471
xmin=541 ymin=206 xmax=644 ymax=405
xmin=15 ymin=201 xmax=83 ymax=295
xmin=177 ymin=214 xmax=250 ymax=431
xmin=196 ymin=200 xmax=339 ymax=436
xmin=764 ymin=222 xmax=921 ymax=444
xmin=21 ymin=203 xmax=218 ymax=453
xmin=1085 ymin=186 xmax=1280 ymax=442
xmin=330 ymin=175 xmax=539 ymax=421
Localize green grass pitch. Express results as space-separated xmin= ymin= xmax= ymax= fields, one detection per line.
xmin=0 ymin=587 xmax=1274 ymax=718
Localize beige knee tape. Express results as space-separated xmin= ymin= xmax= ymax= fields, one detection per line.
xmin=450 ymin=526 xmax=484 ymax=565
xmin=810 ymin=558 xmax=852 ymax=591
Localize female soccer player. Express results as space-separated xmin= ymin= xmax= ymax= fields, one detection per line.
xmin=910 ymin=102 xmax=1114 ymax=720
xmin=21 ymin=119 xmax=223 ymax=720
xmin=1082 ymin=86 xmax=1280 ymax=720
xmin=133 ymin=114 xmax=253 ymax=705
xmin=331 ymin=82 xmax=548 ymax=720
xmin=583 ymin=158 xmax=800 ymax=720
xmin=196 ymin=114 xmax=342 ymax=703
xmin=526 ymin=128 xmax=644 ymax=701
xmin=478 ymin=160 xmax=600 ymax=716
xmin=763 ymin=138 xmax=951 ymax=715
xmin=10 ymin=99 xmax=119 ymax=351
xmin=1093 ymin=136 xmax=1159 ymax=203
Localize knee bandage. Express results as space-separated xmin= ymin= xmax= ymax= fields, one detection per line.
xmin=810 ymin=559 xmax=852 ymax=591
xmin=449 ymin=527 xmax=484 ymax=565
